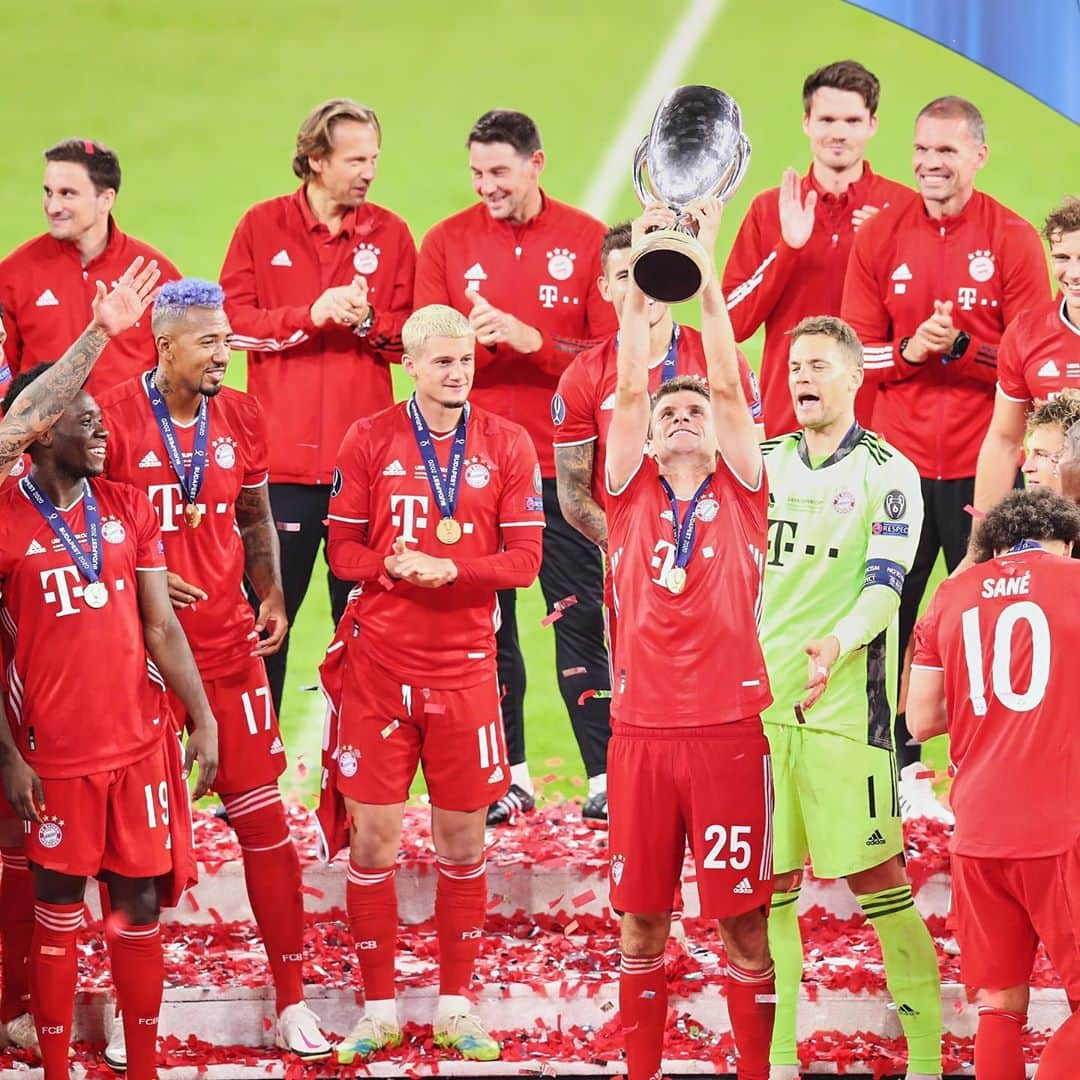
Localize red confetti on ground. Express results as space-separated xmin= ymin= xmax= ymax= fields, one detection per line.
xmin=572 ymin=889 xmax=597 ymax=908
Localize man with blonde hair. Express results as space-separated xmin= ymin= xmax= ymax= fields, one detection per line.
xmin=326 ymin=304 xmax=544 ymax=1063
xmin=220 ymin=98 xmax=417 ymax=713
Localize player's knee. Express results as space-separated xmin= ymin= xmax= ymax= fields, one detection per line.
xmin=620 ymin=912 xmax=670 ymax=955
xmin=32 ymin=866 xmax=86 ymax=906
xmin=978 ymin=984 xmax=1031 ymax=1015
xmin=772 ymin=869 xmax=803 ymax=895
xmin=846 ymin=853 xmax=907 ymax=896
xmin=107 ymin=875 xmax=161 ymax=926
xmin=431 ymin=807 xmax=486 ymax=864
xmin=718 ymin=908 xmax=771 ymax=970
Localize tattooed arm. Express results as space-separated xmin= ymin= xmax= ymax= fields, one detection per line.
xmin=235 ymin=481 xmax=288 ymax=656
xmin=0 ymin=257 xmax=161 ymax=482
xmin=555 ymin=441 xmax=607 ymax=551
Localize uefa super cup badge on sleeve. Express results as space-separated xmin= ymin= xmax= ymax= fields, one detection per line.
xmin=631 ymin=85 xmax=751 ymax=303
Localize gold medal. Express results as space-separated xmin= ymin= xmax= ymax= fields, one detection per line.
xmin=665 ymin=566 xmax=687 ymax=594
xmin=184 ymin=503 xmax=203 ymax=529
xmin=83 ymin=581 xmax=109 ymax=608
xmin=436 ymin=517 xmax=462 ymax=545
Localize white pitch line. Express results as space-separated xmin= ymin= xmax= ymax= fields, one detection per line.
xmin=580 ymin=0 xmax=727 ymax=221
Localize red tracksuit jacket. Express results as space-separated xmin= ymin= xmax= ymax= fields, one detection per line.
xmin=415 ymin=192 xmax=617 ymax=476
xmin=0 ymin=218 xmax=180 ymax=397
xmin=723 ymin=162 xmax=915 ymax=437
xmin=842 ymin=190 xmax=1050 ymax=479
xmin=219 ymin=187 xmax=416 ymax=485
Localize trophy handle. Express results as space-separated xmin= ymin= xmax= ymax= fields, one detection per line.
xmin=632 ymin=136 xmax=657 ymax=206
xmin=719 ymin=133 xmax=752 ymax=204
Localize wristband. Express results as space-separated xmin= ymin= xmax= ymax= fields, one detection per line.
xmin=898 ymin=336 xmax=924 ymax=365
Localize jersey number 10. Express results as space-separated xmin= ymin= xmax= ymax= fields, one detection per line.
xmin=960 ymin=600 xmax=1050 ymax=717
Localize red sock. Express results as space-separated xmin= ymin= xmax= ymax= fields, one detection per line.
xmin=107 ymin=921 xmax=163 ymax=1080
xmin=1035 ymin=1006 xmax=1080 ymax=1080
xmin=30 ymin=902 xmax=83 ymax=1079
xmin=974 ymin=1007 xmax=1025 ymax=1080
xmin=435 ymin=856 xmax=487 ymax=996
xmin=223 ymin=787 xmax=305 ymax=1012
xmin=0 ymin=848 xmax=34 ymax=1022
xmin=98 ymin=880 xmax=126 ymax=1018
xmin=346 ymin=862 xmax=397 ymax=1001
xmin=619 ymin=951 xmax=667 ymax=1080
xmin=724 ymin=961 xmax=775 ymax=1080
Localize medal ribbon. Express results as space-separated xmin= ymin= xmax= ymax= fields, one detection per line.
xmin=615 ymin=324 xmax=680 ymax=384
xmin=144 ymin=370 xmax=208 ymax=507
xmin=658 ymin=474 xmax=713 ymax=571
xmin=407 ymin=396 xmax=468 ymax=520
xmin=22 ymin=475 xmax=102 ymax=583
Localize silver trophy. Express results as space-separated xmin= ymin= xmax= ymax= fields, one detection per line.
xmin=631 ymin=85 xmax=751 ymax=303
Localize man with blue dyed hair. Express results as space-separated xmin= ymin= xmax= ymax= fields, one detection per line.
xmin=97 ymin=279 xmax=331 ymax=1062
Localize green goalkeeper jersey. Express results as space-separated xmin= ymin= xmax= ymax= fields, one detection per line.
xmin=759 ymin=423 xmax=923 ymax=747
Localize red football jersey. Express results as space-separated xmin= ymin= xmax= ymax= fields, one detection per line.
xmin=415 ymin=193 xmax=617 ymax=476
xmin=723 ymin=162 xmax=915 ymax=436
xmin=913 ymin=549 xmax=1080 ymax=858
xmin=0 ymin=477 xmax=167 ymax=778
xmin=0 ymin=219 xmax=180 ymax=397
xmin=606 ymin=455 xmax=772 ymax=726
xmin=328 ymin=401 xmax=544 ymax=687
xmin=553 ymin=326 xmax=762 ymax=508
xmin=98 ymin=377 xmax=269 ymax=680
xmin=997 ymin=297 xmax=1080 ymax=404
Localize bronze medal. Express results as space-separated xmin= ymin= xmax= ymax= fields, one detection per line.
xmin=436 ymin=517 xmax=462 ymax=545
xmin=184 ymin=503 xmax=203 ymax=529
xmin=665 ymin=566 xmax=688 ymax=594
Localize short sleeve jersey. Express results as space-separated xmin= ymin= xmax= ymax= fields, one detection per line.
xmin=0 ymin=477 xmax=167 ymax=778
xmin=328 ymin=401 xmax=544 ymax=688
xmin=553 ymin=326 xmax=762 ymax=507
xmin=99 ymin=378 xmax=270 ymax=680
xmin=759 ymin=425 xmax=923 ymax=746
xmin=606 ymin=454 xmax=771 ymax=726
xmin=913 ymin=550 xmax=1080 ymax=859
xmin=997 ymin=297 xmax=1080 ymax=404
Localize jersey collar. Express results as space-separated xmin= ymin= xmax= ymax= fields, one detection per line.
xmin=797 ymin=421 xmax=865 ymax=470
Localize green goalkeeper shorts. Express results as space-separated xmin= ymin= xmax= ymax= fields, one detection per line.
xmin=765 ymin=721 xmax=902 ymax=880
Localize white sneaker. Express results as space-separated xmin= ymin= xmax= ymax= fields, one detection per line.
xmin=275 ymin=1001 xmax=332 ymax=1060
xmin=769 ymin=1067 xmax=801 ymax=1080
xmin=104 ymin=1015 xmax=127 ymax=1071
xmin=3 ymin=1012 xmax=39 ymax=1052
xmin=898 ymin=762 xmax=955 ymax=824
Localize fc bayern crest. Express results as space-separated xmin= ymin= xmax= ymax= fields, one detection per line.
xmin=9 ymin=456 xmax=25 ymax=478
xmin=38 ymin=820 xmax=63 ymax=849
xmin=213 ymin=438 xmax=236 ymax=469
xmin=832 ymin=491 xmax=856 ymax=514
xmin=695 ymin=497 xmax=719 ymax=522
xmin=546 ymin=248 xmax=575 ymax=281
xmin=884 ymin=490 xmax=907 ymax=520
xmin=968 ymin=250 xmax=995 ymax=283
xmin=465 ymin=460 xmax=491 ymax=489
xmin=610 ymin=853 xmax=625 ymax=886
xmin=353 ymin=243 xmax=380 ymax=275
xmin=101 ymin=518 xmax=127 ymax=545
xmin=338 ymin=748 xmax=359 ymax=778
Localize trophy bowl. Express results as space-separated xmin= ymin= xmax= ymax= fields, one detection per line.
xmin=630 ymin=85 xmax=751 ymax=303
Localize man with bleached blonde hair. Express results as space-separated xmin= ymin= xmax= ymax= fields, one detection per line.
xmin=325 ymin=303 xmax=544 ymax=1063
xmin=220 ymin=97 xmax=417 ymax=715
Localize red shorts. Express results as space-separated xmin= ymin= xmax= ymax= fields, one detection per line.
xmin=168 ymin=655 xmax=285 ymax=796
xmin=24 ymin=742 xmax=173 ymax=880
xmin=951 ymin=836 xmax=1080 ymax=996
xmin=608 ymin=719 xmax=773 ymax=918
xmin=336 ymin=650 xmax=509 ymax=812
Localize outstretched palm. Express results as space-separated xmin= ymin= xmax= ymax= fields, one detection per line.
xmin=90 ymin=255 xmax=162 ymax=338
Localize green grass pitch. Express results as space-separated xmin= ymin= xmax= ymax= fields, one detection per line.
xmin=3 ymin=0 xmax=1073 ymax=802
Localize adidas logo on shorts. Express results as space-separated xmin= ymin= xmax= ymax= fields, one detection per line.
xmin=865 ymin=829 xmax=887 ymax=846
xmin=269 ymin=737 xmax=284 ymax=755
xmin=732 ymin=877 xmax=753 ymax=895
xmin=897 ymin=1003 xmax=918 ymax=1017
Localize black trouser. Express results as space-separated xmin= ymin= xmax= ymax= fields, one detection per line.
xmin=895 ymin=475 xmax=975 ymax=767
xmin=496 ymin=477 xmax=611 ymax=779
xmin=257 ymin=483 xmax=355 ymax=716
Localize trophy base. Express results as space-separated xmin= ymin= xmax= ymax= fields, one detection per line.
xmin=629 ymin=229 xmax=712 ymax=304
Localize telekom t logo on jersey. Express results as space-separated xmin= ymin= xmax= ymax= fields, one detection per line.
xmin=40 ymin=566 xmax=97 ymax=617
xmin=390 ymin=494 xmax=430 ymax=543
xmin=148 ymin=483 xmax=204 ymax=532
xmin=649 ymin=539 xmax=677 ymax=586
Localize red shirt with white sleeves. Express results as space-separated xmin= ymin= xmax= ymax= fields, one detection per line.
xmin=997 ymin=297 xmax=1080 ymax=405
xmin=841 ymin=190 xmax=1051 ymax=479
xmin=414 ymin=193 xmax=617 ymax=476
xmin=99 ymin=377 xmax=270 ymax=679
xmin=327 ymin=400 xmax=544 ymax=688
xmin=913 ymin=549 xmax=1080 ymax=858
xmin=0 ymin=218 xmax=180 ymax=396
xmin=0 ymin=477 xmax=167 ymax=778
xmin=219 ymin=188 xmax=416 ymax=485
xmin=606 ymin=455 xmax=772 ymax=727
xmin=723 ymin=162 xmax=915 ymax=436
